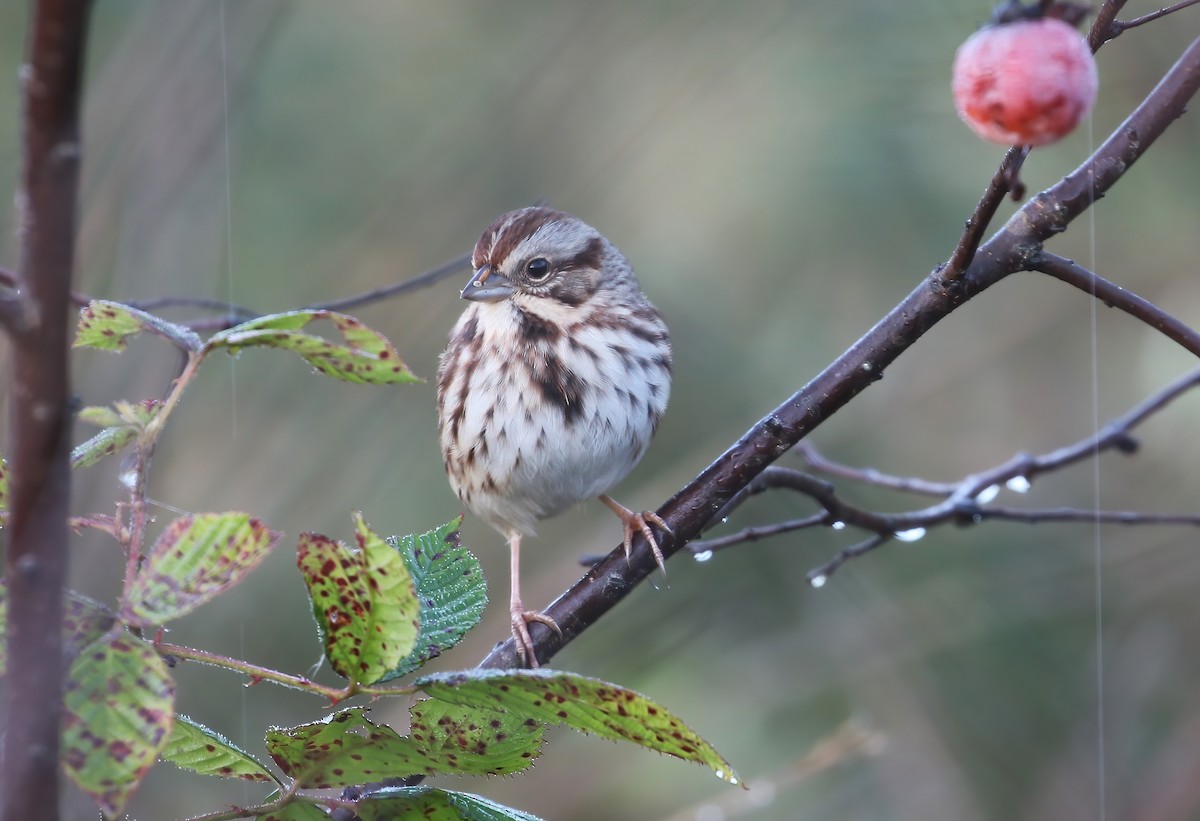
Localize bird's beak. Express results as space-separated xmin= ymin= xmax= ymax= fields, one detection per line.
xmin=460 ymin=265 xmax=515 ymax=303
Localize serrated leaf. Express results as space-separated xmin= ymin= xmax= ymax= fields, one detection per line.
xmin=382 ymin=516 xmax=486 ymax=680
xmin=162 ymin=714 xmax=278 ymax=783
xmin=74 ymin=299 xmax=202 ymax=353
xmin=265 ymin=701 xmax=539 ymax=789
xmin=62 ymin=631 xmax=175 ymax=816
xmin=266 ymin=707 xmax=427 ymax=788
xmin=417 ymin=669 xmax=741 ymax=786
xmin=359 ymin=787 xmax=546 ymax=821
xmin=0 ymin=587 xmax=115 ymax=678
xmin=0 ymin=455 xmax=8 ymax=512
xmin=123 ymin=513 xmax=282 ymax=626
xmin=71 ymin=425 xmax=138 ymax=469
xmin=208 ymin=310 xmax=418 ymax=384
xmin=257 ymin=803 xmax=330 ymax=821
xmin=298 ymin=513 xmax=419 ymax=685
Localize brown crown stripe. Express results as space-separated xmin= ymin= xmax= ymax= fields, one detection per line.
xmin=475 ymin=207 xmax=574 ymax=269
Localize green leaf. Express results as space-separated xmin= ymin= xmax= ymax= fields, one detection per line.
xmin=162 ymin=714 xmax=278 ymax=783
xmin=74 ymin=299 xmax=202 ymax=353
xmin=0 ymin=455 xmax=9 ymax=512
xmin=417 ymin=669 xmax=741 ymax=786
xmin=62 ymin=593 xmax=119 ymax=665
xmin=266 ymin=707 xmax=425 ymax=788
xmin=408 ymin=698 xmax=544 ymax=775
xmin=358 ymin=787 xmax=546 ymax=821
xmin=207 ymin=310 xmax=419 ymax=384
xmin=78 ymin=405 xmax=126 ymax=427
xmin=62 ymin=631 xmax=175 ymax=817
xmin=123 ymin=512 xmax=282 ymax=626
xmin=298 ymin=513 xmax=420 ymax=685
xmin=257 ymin=803 xmax=330 ymax=821
xmin=71 ymin=425 xmax=138 ymax=469
xmin=0 ymin=587 xmax=116 ymax=678
xmin=266 ymin=702 xmax=540 ymax=789
xmin=382 ymin=516 xmax=486 ymax=680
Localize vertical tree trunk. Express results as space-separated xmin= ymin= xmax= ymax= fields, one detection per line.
xmin=2 ymin=1 xmax=92 ymax=819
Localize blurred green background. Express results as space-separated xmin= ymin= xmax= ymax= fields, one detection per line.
xmin=2 ymin=2 xmax=1199 ymax=819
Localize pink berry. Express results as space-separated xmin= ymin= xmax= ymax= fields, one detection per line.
xmin=952 ymin=16 xmax=1098 ymax=146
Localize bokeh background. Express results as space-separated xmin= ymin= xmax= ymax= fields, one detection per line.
xmin=2 ymin=2 xmax=1199 ymax=819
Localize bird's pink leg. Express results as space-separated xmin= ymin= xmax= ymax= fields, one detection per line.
xmin=507 ymin=531 xmax=560 ymax=668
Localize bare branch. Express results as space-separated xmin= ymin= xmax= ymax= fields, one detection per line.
xmin=979 ymin=507 xmax=1200 ymax=526
xmin=942 ymin=146 xmax=1029 ymax=279
xmin=807 ymin=535 xmax=891 ymax=583
xmin=1115 ymin=0 xmax=1200 ymax=32
xmin=798 ymin=442 xmax=957 ymax=497
xmin=1031 ymin=252 xmax=1200 ymax=358
xmin=2 ymin=2 xmax=93 ymax=819
xmin=475 ymin=37 xmax=1200 ymax=668
xmin=1090 ymin=1 xmax=1133 ymax=48
xmin=696 ymin=369 xmax=1200 ymax=573
xmin=305 ymin=251 xmax=471 ymax=314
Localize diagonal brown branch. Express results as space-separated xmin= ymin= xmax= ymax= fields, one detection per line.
xmin=477 ymin=34 xmax=1200 ymax=669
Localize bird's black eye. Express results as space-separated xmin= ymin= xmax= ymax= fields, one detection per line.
xmin=525 ymin=258 xmax=551 ymax=282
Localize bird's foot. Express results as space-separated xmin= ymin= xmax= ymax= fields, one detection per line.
xmin=510 ymin=605 xmax=562 ymax=669
xmin=600 ymin=494 xmax=672 ymax=576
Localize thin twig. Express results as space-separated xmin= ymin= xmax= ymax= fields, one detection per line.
xmin=942 ymin=146 xmax=1029 ymax=280
xmin=305 ymin=250 xmax=471 ymax=313
xmin=979 ymin=507 xmax=1200 ymax=525
xmin=687 ymin=514 xmax=827 ymax=555
xmin=700 ymin=367 xmax=1200 ymax=561
xmin=798 ymin=442 xmax=957 ymax=497
xmin=1031 ymin=252 xmax=1200 ymax=358
xmin=807 ymin=534 xmax=890 ymax=582
xmin=1115 ymin=0 xmax=1200 ymax=32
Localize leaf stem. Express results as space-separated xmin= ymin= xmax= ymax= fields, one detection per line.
xmin=154 ymin=640 xmax=416 ymax=703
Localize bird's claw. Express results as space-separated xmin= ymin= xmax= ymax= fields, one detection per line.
xmin=510 ymin=607 xmax=562 ymax=668
xmin=621 ymin=510 xmax=671 ymax=576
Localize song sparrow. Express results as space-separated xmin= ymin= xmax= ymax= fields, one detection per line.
xmin=436 ymin=207 xmax=673 ymax=667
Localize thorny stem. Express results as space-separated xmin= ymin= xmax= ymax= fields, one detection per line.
xmin=119 ymin=350 xmax=204 ymax=596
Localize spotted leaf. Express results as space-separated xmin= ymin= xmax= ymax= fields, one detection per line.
xmin=207 ymin=310 xmax=418 ymax=385
xmin=74 ymin=299 xmax=202 ymax=353
xmin=407 ymin=698 xmax=543 ymax=775
xmin=357 ymin=786 xmax=545 ymax=821
xmin=381 ymin=516 xmax=486 ymax=680
xmin=266 ymin=702 xmax=538 ymax=790
xmin=0 ymin=587 xmax=115 ymax=678
xmin=417 ymin=669 xmax=741 ymax=786
xmin=162 ymin=714 xmax=278 ymax=784
xmin=62 ymin=631 xmax=175 ymax=817
xmin=123 ymin=513 xmax=282 ymax=626
xmin=298 ymin=513 xmax=419 ymax=685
